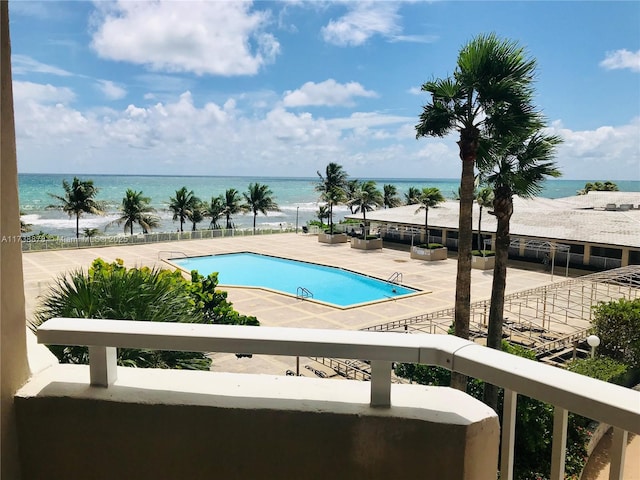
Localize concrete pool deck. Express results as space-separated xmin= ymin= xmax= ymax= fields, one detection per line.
xmin=23 ymin=232 xmax=569 ymax=376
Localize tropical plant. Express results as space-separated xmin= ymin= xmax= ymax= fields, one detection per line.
xmin=107 ymin=189 xmax=159 ymax=235
xmin=316 ymin=163 xmax=348 ymax=232
xmin=383 ymin=184 xmax=401 ymax=209
xmin=20 ymin=211 xmax=32 ymax=233
xmin=415 ymin=33 xmax=540 ymax=390
xmin=479 ymin=130 xmax=561 ymax=409
xmin=168 ymin=187 xmax=196 ymax=232
xmin=475 ymin=186 xmax=494 ymax=253
xmin=415 ymin=187 xmax=445 ymax=244
xmin=349 ymin=180 xmax=383 ymax=237
xmin=82 ymin=228 xmax=100 ymax=245
xmin=345 ymin=179 xmax=360 ymax=213
xmin=48 ymin=177 xmax=105 ymax=239
xmin=404 ymin=186 xmax=422 ymax=205
xmin=222 ymin=188 xmax=244 ymax=229
xmin=32 ymin=258 xmax=258 ymax=369
xmin=591 ymin=297 xmax=640 ymax=369
xmin=577 ymin=180 xmax=619 ymax=195
xmin=188 ymin=198 xmax=205 ymax=231
xmin=316 ymin=204 xmax=330 ymax=225
xmin=204 ymin=195 xmax=225 ymax=229
xmin=243 ymin=183 xmax=280 ymax=233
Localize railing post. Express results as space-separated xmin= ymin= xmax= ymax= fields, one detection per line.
xmin=370 ymin=360 xmax=391 ymax=407
xmin=89 ymin=346 xmax=117 ymax=387
xmin=500 ymin=389 xmax=517 ymax=480
xmin=550 ymin=406 xmax=568 ymax=480
xmin=608 ymin=427 xmax=628 ymax=480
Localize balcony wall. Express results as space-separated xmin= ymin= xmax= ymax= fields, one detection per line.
xmin=16 ymin=364 xmax=499 ymax=480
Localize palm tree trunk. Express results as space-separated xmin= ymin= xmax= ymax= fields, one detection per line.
xmin=130 ymin=223 xmax=133 ymax=236
xmin=451 ymin=127 xmax=478 ymax=391
xmin=477 ymin=207 xmax=483 ymax=252
xmin=253 ymin=213 xmax=257 ymax=233
xmin=75 ymin=214 xmax=80 ymax=239
xmin=483 ymin=195 xmax=513 ymax=410
xmin=424 ymin=207 xmax=429 ymax=244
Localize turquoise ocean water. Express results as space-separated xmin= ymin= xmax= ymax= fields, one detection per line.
xmin=18 ymin=174 xmax=640 ymax=238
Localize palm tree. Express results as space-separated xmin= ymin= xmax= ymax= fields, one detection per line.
xmin=404 ymin=187 xmax=422 ymax=205
xmin=243 ymin=183 xmax=280 ymax=233
xmin=345 ymin=179 xmax=360 ymax=213
xmin=316 ymin=163 xmax=348 ymax=233
xmin=349 ymin=180 xmax=383 ymax=237
xmin=48 ymin=177 xmax=105 ymax=239
xmin=108 ymin=189 xmax=158 ymax=235
xmin=383 ymin=184 xmax=401 ymax=209
xmin=222 ymin=188 xmax=243 ymax=229
xmin=475 ymin=187 xmax=494 ymax=253
xmin=479 ymin=131 xmax=561 ymax=409
xmin=204 ymin=195 xmax=225 ymax=229
xmin=82 ymin=228 xmax=99 ymax=246
xmin=317 ymin=205 xmax=330 ymax=225
xmin=168 ymin=187 xmax=196 ymax=232
xmin=415 ymin=187 xmax=445 ymax=245
xmin=415 ymin=34 xmax=539 ymax=390
xmin=188 ymin=198 xmax=205 ymax=231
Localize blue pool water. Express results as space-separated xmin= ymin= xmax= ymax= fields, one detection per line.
xmin=171 ymin=252 xmax=418 ymax=308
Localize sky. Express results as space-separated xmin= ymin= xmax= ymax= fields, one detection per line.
xmin=8 ymin=0 xmax=640 ymax=180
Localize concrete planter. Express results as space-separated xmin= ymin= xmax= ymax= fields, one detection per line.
xmin=351 ymin=237 xmax=383 ymax=250
xmin=410 ymin=246 xmax=448 ymax=261
xmin=472 ymin=255 xmax=495 ymax=270
xmin=318 ymin=233 xmax=348 ymax=244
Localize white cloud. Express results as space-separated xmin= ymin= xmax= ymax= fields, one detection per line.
xmin=282 ymin=79 xmax=377 ymax=107
xmin=547 ymin=118 xmax=640 ymax=180
xmin=13 ymin=81 xmax=75 ymax=104
xmin=321 ymin=2 xmax=401 ymax=46
xmin=11 ymin=54 xmax=72 ymax=76
xmin=600 ymin=49 xmax=640 ymax=72
xmin=96 ymin=80 xmax=127 ymax=100
xmin=407 ymin=86 xmax=422 ymax=95
xmin=90 ymin=1 xmax=280 ymax=76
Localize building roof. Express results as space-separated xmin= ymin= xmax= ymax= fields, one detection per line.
xmin=347 ymin=192 xmax=640 ymax=249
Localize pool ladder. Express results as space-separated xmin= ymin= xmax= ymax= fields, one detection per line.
xmin=296 ymin=287 xmax=314 ymax=300
xmin=386 ymin=272 xmax=403 ymax=285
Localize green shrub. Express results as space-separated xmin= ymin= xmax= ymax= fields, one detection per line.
xmin=471 ymin=249 xmax=495 ymax=257
xmin=591 ymin=298 xmax=640 ymax=369
xmin=416 ymin=243 xmax=444 ymax=249
xmin=566 ymin=357 xmax=629 ymax=385
xmin=33 ymin=258 xmax=258 ymax=370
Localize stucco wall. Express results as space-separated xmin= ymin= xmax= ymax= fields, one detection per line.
xmin=16 ymin=365 xmax=499 ymax=480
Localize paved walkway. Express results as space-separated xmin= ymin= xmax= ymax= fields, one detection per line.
xmin=23 ymin=232 xmax=559 ymax=375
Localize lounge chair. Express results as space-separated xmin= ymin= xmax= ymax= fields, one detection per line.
xmin=302 ymin=226 xmax=309 ymax=234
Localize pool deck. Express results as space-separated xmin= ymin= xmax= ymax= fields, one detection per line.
xmin=23 ymin=232 xmax=570 ymax=376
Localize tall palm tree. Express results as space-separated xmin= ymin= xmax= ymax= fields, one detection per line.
xmin=316 ymin=163 xmax=348 ymax=233
xmin=222 ymin=188 xmax=243 ymax=229
xmin=168 ymin=187 xmax=196 ymax=232
xmin=349 ymin=180 xmax=383 ymax=237
xmin=205 ymin=195 xmax=225 ymax=229
xmin=345 ymin=179 xmax=360 ymax=213
xmin=416 ymin=34 xmax=539 ymax=390
xmin=479 ymin=131 xmax=561 ymax=409
xmin=107 ymin=189 xmax=158 ymax=235
xmin=188 ymin=197 xmax=205 ymax=231
xmin=243 ymin=183 xmax=280 ymax=233
xmin=475 ymin=187 xmax=494 ymax=253
xmin=48 ymin=177 xmax=104 ymax=239
xmin=415 ymin=187 xmax=445 ymax=244
xmin=404 ymin=187 xmax=422 ymax=205
xmin=383 ymin=184 xmax=401 ymax=209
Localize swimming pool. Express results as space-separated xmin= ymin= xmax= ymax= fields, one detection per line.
xmin=170 ymin=252 xmax=419 ymax=308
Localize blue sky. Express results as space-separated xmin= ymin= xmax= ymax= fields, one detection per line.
xmin=9 ymin=1 xmax=640 ymax=180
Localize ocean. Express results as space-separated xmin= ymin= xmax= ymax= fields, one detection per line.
xmin=18 ymin=174 xmax=640 ymax=238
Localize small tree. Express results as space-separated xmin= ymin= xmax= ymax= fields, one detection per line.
xmin=243 ymin=183 xmax=280 ymax=233
xmin=48 ymin=177 xmax=105 ymax=238
xmin=591 ymin=298 xmax=640 ymax=370
xmin=383 ymin=184 xmax=401 ymax=209
xmin=316 ymin=163 xmax=348 ymax=232
xmin=168 ymin=187 xmax=196 ymax=232
xmin=349 ymin=181 xmax=383 ymax=237
xmin=205 ymin=195 xmax=225 ymax=229
xmin=404 ymin=187 xmax=421 ymax=205
xmin=415 ymin=187 xmax=445 ymax=245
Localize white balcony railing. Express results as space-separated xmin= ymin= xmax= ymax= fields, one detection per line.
xmin=38 ymin=318 xmax=640 ymax=480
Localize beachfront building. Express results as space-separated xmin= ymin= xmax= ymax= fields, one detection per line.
xmin=1 ymin=5 xmax=638 ymax=480
xmin=353 ymin=193 xmax=640 ymax=270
